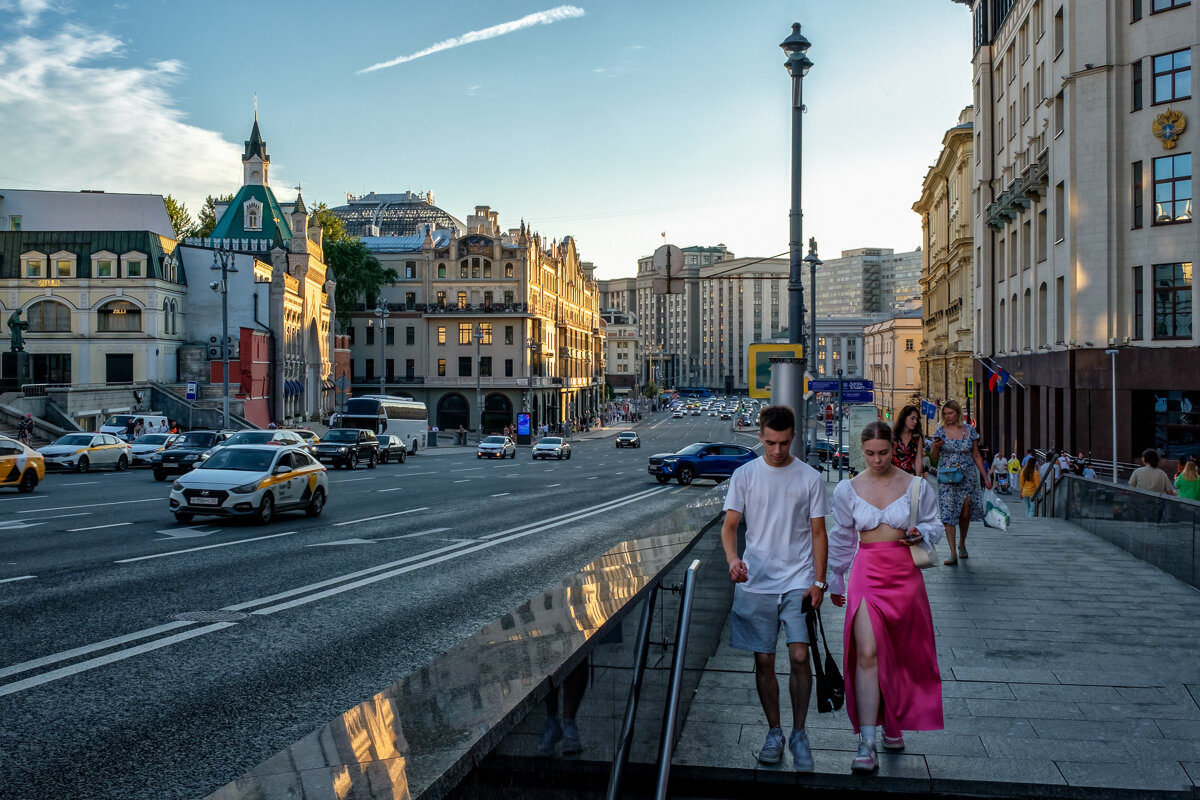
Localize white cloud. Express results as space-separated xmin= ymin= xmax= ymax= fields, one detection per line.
xmin=0 ymin=25 xmax=241 ymax=211
xmin=357 ymin=4 xmax=585 ymax=74
xmin=1 ymin=0 xmax=53 ymax=27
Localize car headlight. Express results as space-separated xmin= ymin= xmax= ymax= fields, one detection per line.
xmin=172 ymin=480 xmax=184 ymax=491
xmin=231 ymin=480 xmax=261 ymax=494
xmin=338 ymin=446 xmax=348 ymax=453
xmin=662 ymin=457 xmax=677 ymax=463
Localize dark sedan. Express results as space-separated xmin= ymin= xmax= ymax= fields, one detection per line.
xmin=647 ymin=442 xmax=758 ymax=485
xmin=615 ymin=431 xmax=641 ymax=448
xmin=376 ymin=434 xmax=408 ymax=464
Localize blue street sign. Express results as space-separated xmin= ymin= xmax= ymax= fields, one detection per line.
xmin=808 ymin=380 xmax=839 ymax=392
xmin=841 ymin=391 xmax=875 ymax=404
xmin=186 ymin=381 xmax=197 ymax=401
xmin=809 ymin=379 xmax=874 ymax=393
xmin=825 ymin=420 xmax=834 ymax=437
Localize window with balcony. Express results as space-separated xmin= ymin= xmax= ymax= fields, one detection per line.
xmin=405 ymin=292 xmax=416 ymax=309
xmin=457 ymin=292 xmax=467 ymax=308
xmin=504 ymin=291 xmax=514 ymax=305
xmin=1152 ymin=153 xmax=1192 ymax=225
xmin=1152 ymin=49 xmax=1191 ymax=104
xmin=1154 ymin=262 xmax=1193 ymax=339
xmin=437 ymin=291 xmax=446 ymax=307
xmin=484 ymin=291 xmax=493 ymax=308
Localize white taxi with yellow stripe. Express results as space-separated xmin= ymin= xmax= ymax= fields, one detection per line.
xmin=39 ymin=433 xmax=131 ymax=473
xmin=168 ymin=445 xmax=327 ymax=524
xmin=0 ymin=435 xmax=45 ymax=492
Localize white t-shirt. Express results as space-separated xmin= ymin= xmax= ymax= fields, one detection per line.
xmin=723 ymin=456 xmax=829 ymax=594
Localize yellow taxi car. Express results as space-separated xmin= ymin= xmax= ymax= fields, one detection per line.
xmin=169 ymin=444 xmax=328 ymax=525
xmin=38 ymin=433 xmax=132 ymax=472
xmin=0 ymin=436 xmax=45 ymax=492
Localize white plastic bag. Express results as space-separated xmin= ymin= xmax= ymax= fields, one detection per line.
xmin=982 ymin=488 xmax=1011 ymax=531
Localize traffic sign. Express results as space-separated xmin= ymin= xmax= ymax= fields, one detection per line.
xmin=841 ymin=391 xmax=875 ymax=404
xmin=335 ymin=375 xmax=349 ymax=391
xmin=185 ymin=381 xmax=197 ymax=400
xmin=809 ymin=379 xmax=873 ymax=393
xmin=808 ymin=379 xmax=839 ymax=392
xmin=965 ymin=377 xmax=975 ymax=399
xmin=825 ymin=420 xmax=834 ymax=437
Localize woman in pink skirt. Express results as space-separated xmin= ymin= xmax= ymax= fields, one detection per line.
xmin=829 ymin=421 xmax=944 ymax=773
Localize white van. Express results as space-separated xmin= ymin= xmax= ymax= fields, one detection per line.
xmin=100 ymin=413 xmax=170 ymax=441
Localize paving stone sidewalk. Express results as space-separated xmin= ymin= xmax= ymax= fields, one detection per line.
xmin=675 ymin=493 xmax=1200 ymax=798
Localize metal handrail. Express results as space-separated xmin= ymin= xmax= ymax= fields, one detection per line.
xmin=654 ymin=558 xmax=701 ymax=800
xmin=604 ymin=584 xmax=658 ymax=800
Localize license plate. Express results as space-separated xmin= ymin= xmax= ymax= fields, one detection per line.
xmin=191 ymin=497 xmax=220 ymax=506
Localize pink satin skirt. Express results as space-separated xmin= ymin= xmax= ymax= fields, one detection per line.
xmin=844 ymin=540 xmax=943 ymax=734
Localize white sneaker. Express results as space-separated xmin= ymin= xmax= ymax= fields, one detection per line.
xmin=850 ymin=736 xmax=878 ymax=774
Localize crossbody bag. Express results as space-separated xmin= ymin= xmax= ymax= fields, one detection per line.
xmin=907 ymin=476 xmax=937 ymax=569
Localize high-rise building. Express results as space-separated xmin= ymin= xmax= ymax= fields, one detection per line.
xmin=961 ymin=0 xmax=1196 ymax=464
xmin=814 ymin=247 xmax=923 ymax=316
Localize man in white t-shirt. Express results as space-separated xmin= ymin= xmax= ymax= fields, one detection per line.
xmin=721 ymin=405 xmax=829 ymax=772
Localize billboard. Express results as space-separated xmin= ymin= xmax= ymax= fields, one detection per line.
xmin=747 ymin=343 xmax=804 ymax=399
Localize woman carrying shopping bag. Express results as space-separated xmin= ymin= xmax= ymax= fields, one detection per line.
xmin=930 ymin=400 xmax=990 ymax=564
xmin=828 ymin=422 xmax=945 ymax=774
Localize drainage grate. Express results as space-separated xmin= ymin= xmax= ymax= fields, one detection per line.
xmin=170 ymin=610 xmax=249 ymax=623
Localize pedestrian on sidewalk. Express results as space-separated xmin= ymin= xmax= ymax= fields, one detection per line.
xmin=930 ymin=400 xmax=990 ymax=565
xmin=1173 ymin=459 xmax=1200 ymax=500
xmin=829 ymin=421 xmax=944 ymax=774
xmin=720 ymin=405 xmax=828 ymax=772
xmin=1129 ymin=449 xmax=1176 ymax=496
xmin=1019 ymin=458 xmax=1041 ymax=516
xmin=890 ymin=405 xmax=925 ymax=477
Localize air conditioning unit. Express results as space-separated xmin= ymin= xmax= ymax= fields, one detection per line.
xmin=209 ymin=335 xmax=220 ymax=344
xmin=226 ymin=335 xmax=237 ymax=344
xmin=208 ymin=347 xmax=221 ymax=359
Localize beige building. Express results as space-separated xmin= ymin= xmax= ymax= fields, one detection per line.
xmin=601 ymin=309 xmax=639 ymax=395
xmin=862 ymin=314 xmax=924 ymax=421
xmin=332 ymin=200 xmax=604 ymax=431
xmin=961 ymin=0 xmax=1197 ymax=463
xmin=914 ymin=107 xmax=975 ymax=406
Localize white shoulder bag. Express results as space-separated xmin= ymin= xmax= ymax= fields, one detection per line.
xmin=907 ymin=476 xmax=937 ymax=569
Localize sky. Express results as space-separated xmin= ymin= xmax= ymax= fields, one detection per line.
xmin=0 ymin=0 xmax=974 ymax=280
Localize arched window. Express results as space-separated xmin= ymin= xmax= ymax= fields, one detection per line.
xmin=171 ymin=299 xmax=178 ymax=334
xmin=162 ymin=299 xmax=171 ymax=334
xmin=244 ymin=200 xmax=262 ymax=231
xmin=1023 ymin=288 xmax=1032 ymax=349
xmin=27 ymin=301 xmax=72 ymax=332
xmin=98 ymin=299 xmax=142 ymax=332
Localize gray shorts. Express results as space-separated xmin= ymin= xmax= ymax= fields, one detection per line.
xmin=729 ymin=585 xmax=811 ymax=653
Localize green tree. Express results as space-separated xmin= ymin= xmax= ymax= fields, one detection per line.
xmin=193 ymin=193 xmax=234 ymax=238
xmin=164 ymin=195 xmax=194 ymax=239
xmin=309 ymin=202 xmax=347 ymax=244
xmin=324 ymin=238 xmax=398 ymax=332
xmin=642 ymin=381 xmax=660 ymax=399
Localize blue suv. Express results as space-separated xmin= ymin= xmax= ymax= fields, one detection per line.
xmin=647 ymin=442 xmax=758 ymax=485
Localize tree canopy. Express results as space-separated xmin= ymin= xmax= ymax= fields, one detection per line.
xmin=193 ymin=194 xmax=234 ymax=239
xmin=309 ymin=202 xmax=347 ymax=245
xmin=324 ymin=238 xmax=397 ymax=333
xmin=164 ymin=195 xmax=194 ymax=240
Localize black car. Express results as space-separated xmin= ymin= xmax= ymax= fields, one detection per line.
xmin=313 ymin=429 xmax=379 ymax=469
xmin=376 ymin=434 xmax=408 ymax=464
xmin=615 ymin=431 xmax=641 ymax=448
xmin=153 ymin=430 xmax=231 ymax=481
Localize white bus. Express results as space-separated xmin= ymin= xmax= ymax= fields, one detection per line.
xmin=333 ymin=396 xmax=428 ymax=453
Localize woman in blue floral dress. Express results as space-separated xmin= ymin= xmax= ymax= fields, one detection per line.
xmin=930 ymin=400 xmax=991 ymax=564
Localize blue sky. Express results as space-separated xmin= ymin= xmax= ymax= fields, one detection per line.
xmin=0 ymin=0 xmax=973 ymax=279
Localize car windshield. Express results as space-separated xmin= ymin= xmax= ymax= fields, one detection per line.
xmin=540 ymin=438 xmax=563 ymax=445
xmin=103 ymin=415 xmax=133 ymax=428
xmin=133 ymin=434 xmax=169 ymax=445
xmin=483 ymin=436 xmax=506 ymax=444
xmin=225 ymin=432 xmax=274 ymax=446
xmin=198 ymin=449 xmax=275 ymax=472
xmin=171 ymin=433 xmax=216 ymax=448
xmin=55 ymin=434 xmax=94 ymax=447
xmin=619 ymin=433 xmax=636 ymax=438
xmin=676 ymin=444 xmax=707 ymax=455
xmin=322 ymin=430 xmax=358 ymax=443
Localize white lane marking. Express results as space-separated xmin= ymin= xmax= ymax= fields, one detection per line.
xmin=614 ymin=472 xmax=624 ymax=475
xmin=0 ymin=620 xmax=195 ymax=679
xmin=0 ymin=622 xmax=237 ymax=698
xmin=490 ymin=492 xmax=510 ymax=497
xmin=547 ymin=483 xmax=561 ymax=488
xmin=252 ymin=486 xmax=675 ymax=615
xmin=378 ymin=527 xmax=449 ymax=540
xmin=0 ymin=575 xmax=35 ymax=584
xmin=155 ymin=527 xmax=219 ymax=539
xmin=66 ymin=522 xmax=132 ymax=533
xmin=377 ymin=487 xmax=406 ymax=492
xmin=671 ymin=486 xmax=692 ymax=494
xmin=450 ymin=467 xmax=483 ymax=472
xmin=307 ymin=538 xmax=374 ymax=546
xmin=332 ymin=476 xmax=376 ymax=483
xmin=391 ymin=470 xmax=438 ymax=476
xmin=332 ymin=507 xmax=428 ymax=527
xmin=479 ymin=486 xmax=669 ymax=541
xmin=61 ymin=481 xmax=99 ymax=487
xmin=17 ymin=497 xmax=159 ymax=514
xmin=453 ymin=479 xmax=470 ymax=483
xmin=0 ymin=522 xmax=44 ymax=530
xmin=36 ymin=513 xmax=92 ymax=521
xmin=115 ymin=531 xmax=299 ymax=563
xmin=224 ymin=541 xmax=476 ymax=611
xmin=587 ymin=476 xmax=599 ymax=480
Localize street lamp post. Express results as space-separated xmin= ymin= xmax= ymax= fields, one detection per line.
xmin=781 ymin=22 xmax=813 ymax=454
xmin=373 ymin=299 xmax=390 ymax=396
xmin=474 ymin=322 xmax=484 ymax=437
xmin=1105 ymin=348 xmax=1119 ymax=483
xmin=210 ymin=246 xmax=238 ymax=430
xmin=803 ymin=241 xmax=822 ymax=461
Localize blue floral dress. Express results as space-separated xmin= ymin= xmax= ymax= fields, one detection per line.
xmin=933 ymin=425 xmax=984 ymax=524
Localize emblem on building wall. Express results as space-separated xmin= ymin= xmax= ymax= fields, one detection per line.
xmin=1152 ymin=109 xmax=1186 ymax=150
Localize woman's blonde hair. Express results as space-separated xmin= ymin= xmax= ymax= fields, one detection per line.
xmin=941 ymin=399 xmax=963 ymax=421
xmin=1184 ymin=461 xmax=1198 ymax=481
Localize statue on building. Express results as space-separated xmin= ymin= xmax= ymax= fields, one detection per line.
xmin=7 ymin=309 xmax=29 ymax=352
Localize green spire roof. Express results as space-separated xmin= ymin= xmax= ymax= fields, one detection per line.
xmin=210 ymin=184 xmax=292 ymax=242
xmin=243 ymin=120 xmax=268 ymax=163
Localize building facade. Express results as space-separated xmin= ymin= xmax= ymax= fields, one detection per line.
xmin=963 ymin=0 xmax=1197 ymax=463
xmin=331 ymin=202 xmax=604 ymax=433
xmin=862 ymin=314 xmax=925 ymax=421
xmin=601 ymin=309 xmax=639 ymax=395
xmin=914 ymin=107 xmax=976 ymax=407
xmin=697 ymin=256 xmax=790 ymax=392
xmin=814 ymin=247 xmax=923 ymax=316
xmin=177 ymin=117 xmax=336 ymax=427
xmin=0 ymin=190 xmax=188 ymax=412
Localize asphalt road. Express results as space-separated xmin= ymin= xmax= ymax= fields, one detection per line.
xmin=0 ymin=411 xmax=758 ymax=800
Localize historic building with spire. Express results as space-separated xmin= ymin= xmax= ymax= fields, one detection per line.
xmin=176 ymin=115 xmax=336 ymax=427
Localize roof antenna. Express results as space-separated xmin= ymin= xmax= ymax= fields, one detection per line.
xmin=253 ymin=93 xmax=258 ymax=121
